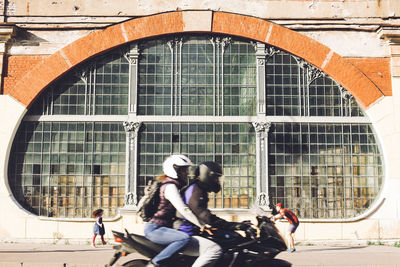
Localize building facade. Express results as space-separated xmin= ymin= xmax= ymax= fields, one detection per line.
xmin=0 ymin=0 xmax=399 ymax=242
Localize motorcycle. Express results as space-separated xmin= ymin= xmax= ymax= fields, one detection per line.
xmin=107 ymin=215 xmax=291 ymax=267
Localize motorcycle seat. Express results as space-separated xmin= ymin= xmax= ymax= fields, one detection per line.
xmin=130 ymin=233 xmax=165 ymax=252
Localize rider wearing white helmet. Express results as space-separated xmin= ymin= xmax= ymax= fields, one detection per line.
xmin=162 ymin=154 xmax=192 ymax=178
xmin=144 ymin=155 xmax=205 ymax=267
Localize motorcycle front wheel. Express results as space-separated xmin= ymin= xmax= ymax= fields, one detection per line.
xmin=122 ymin=259 xmax=148 ymax=267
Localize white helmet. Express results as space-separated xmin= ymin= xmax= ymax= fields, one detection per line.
xmin=163 ymin=154 xmax=192 ymax=179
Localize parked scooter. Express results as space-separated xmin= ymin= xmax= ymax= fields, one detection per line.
xmin=107 ymin=215 xmax=291 ymax=267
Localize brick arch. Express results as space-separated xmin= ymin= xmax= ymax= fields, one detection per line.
xmin=8 ymin=11 xmax=384 ymax=109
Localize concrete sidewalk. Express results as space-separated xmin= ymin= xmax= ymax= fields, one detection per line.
xmin=0 ymin=242 xmax=400 ymax=267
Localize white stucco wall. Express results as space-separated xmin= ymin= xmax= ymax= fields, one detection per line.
xmin=5 ymin=0 xmax=400 ymax=19
xmin=0 ymin=95 xmax=30 ymax=239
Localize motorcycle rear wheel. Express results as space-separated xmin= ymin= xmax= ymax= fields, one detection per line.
xmin=122 ymin=259 xmax=148 ymax=267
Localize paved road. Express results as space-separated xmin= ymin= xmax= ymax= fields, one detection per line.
xmin=277 ymin=245 xmax=400 ymax=267
xmin=0 ymin=242 xmax=400 ymax=266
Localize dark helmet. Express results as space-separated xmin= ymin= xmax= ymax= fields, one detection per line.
xmin=194 ymin=161 xmax=223 ymax=193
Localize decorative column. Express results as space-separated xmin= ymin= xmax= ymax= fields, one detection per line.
xmin=252 ymin=121 xmax=271 ymax=210
xmin=0 ymin=25 xmax=15 ymax=93
xmin=123 ymin=121 xmax=142 ymax=209
xmin=125 ymin=43 xmax=139 ymax=115
xmin=255 ymin=42 xmax=267 ymax=115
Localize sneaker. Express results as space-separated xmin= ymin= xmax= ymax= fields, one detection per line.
xmin=91 ymin=244 xmax=96 ymax=248
xmin=287 ymin=248 xmax=294 ymax=253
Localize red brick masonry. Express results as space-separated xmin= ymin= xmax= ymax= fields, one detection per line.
xmin=5 ymin=11 xmax=390 ymax=109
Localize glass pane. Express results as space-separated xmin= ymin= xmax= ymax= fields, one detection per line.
xmin=266 ymin=52 xmax=301 ymax=116
xmin=138 ymin=122 xmax=256 ymax=208
xmin=28 ymin=47 xmax=129 ymax=116
xmin=268 ymin=122 xmax=383 ymax=219
xmin=8 ymin=121 xmax=126 ymax=218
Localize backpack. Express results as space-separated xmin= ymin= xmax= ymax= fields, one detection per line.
xmin=137 ymin=180 xmax=174 ymax=222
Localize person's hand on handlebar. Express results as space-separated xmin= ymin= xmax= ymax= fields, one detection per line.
xmin=201 ymin=224 xmax=217 ymax=236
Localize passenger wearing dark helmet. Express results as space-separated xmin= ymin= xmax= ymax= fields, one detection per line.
xmin=175 ymin=161 xmax=251 ymax=267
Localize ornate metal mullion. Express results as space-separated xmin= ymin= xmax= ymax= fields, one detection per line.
xmin=294 ymin=57 xmax=328 ymax=116
xmin=307 ymin=65 xmax=326 ymax=85
xmin=293 ymin=56 xmax=308 ymax=116
xmin=174 ymin=37 xmax=183 ymax=116
xmin=256 ymin=42 xmax=267 ymax=116
xmin=80 ymin=69 xmax=89 ymax=116
xmin=174 ymin=39 xmax=178 ymax=116
xmin=220 ymin=37 xmax=232 ymax=117
xmin=252 ymin=121 xmax=272 ymax=210
xmin=179 ymin=38 xmax=183 ymax=116
xmin=215 ymin=37 xmax=221 ymax=116
xmin=265 ymin=46 xmax=280 ymax=60
xmin=125 ymin=43 xmax=139 ymax=115
xmin=167 ymin=40 xmax=175 ymax=115
xmin=74 ymin=66 xmax=90 ymax=115
xmin=303 ymin=65 xmax=308 ymax=116
xmin=123 ymin=121 xmax=142 ymax=208
xmin=88 ymin=66 xmax=93 ymax=115
xmin=92 ymin=66 xmax=97 ymax=115
xmin=340 ymin=86 xmax=353 ymax=117
xmin=209 ymin=37 xmax=216 ymax=116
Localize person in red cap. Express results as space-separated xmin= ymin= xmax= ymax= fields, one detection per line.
xmin=272 ymin=203 xmax=299 ymax=252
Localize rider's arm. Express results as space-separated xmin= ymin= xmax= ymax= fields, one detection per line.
xmin=164 ymin=184 xmax=204 ymax=228
xmin=188 ymin=184 xmax=229 ymax=228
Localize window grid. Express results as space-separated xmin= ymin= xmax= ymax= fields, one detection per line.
xmin=94 ymin=52 xmax=129 ymax=115
xmin=223 ymin=42 xmax=257 ymax=116
xmin=8 ymin=122 xmax=126 ymax=218
xmin=138 ymin=40 xmax=172 ymax=115
xmin=266 ymin=50 xmax=364 ymax=117
xmin=28 ymin=48 xmax=129 ymax=116
xmin=138 ymin=122 xmax=256 ymax=209
xmin=266 ymin=53 xmax=302 ymax=116
xmin=309 ymin=77 xmax=343 ymax=116
xmin=11 ymin=34 xmax=382 ymax=220
xmin=137 ymin=36 xmax=257 ymax=116
xmin=181 ymin=37 xmax=215 ymax=116
xmin=268 ymin=122 xmax=382 ymax=219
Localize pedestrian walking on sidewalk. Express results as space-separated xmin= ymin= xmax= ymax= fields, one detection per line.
xmin=92 ymin=208 xmax=106 ymax=247
xmin=272 ymin=203 xmax=299 ymax=253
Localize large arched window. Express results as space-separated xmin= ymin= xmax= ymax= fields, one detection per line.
xmin=8 ymin=34 xmax=383 ymax=219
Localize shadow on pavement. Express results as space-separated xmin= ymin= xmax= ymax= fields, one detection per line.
xmin=296 ymin=246 xmax=368 ymax=253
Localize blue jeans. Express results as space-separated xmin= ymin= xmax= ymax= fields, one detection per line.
xmin=144 ymin=222 xmax=190 ymax=265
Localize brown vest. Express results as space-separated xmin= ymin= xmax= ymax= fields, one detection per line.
xmin=150 ymin=178 xmax=181 ymax=227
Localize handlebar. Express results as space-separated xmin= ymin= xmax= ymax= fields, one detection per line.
xmin=201 ymin=221 xmax=258 ymax=239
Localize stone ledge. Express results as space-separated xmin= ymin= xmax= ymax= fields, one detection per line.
xmin=378 ymin=26 xmax=400 ymax=43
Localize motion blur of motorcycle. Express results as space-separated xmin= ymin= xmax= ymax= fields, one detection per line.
xmin=107 ymin=214 xmax=291 ymax=267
